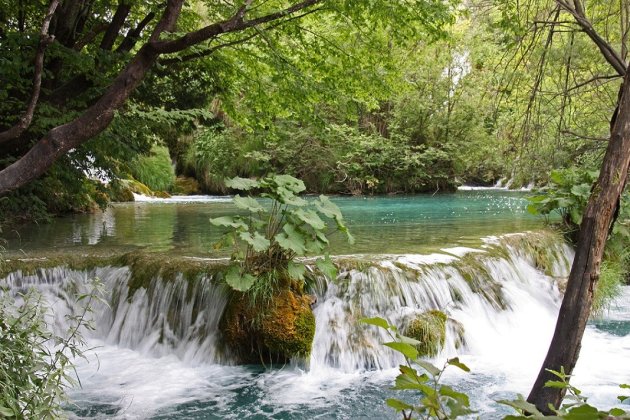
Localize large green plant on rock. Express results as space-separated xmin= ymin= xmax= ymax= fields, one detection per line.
xmin=211 ymin=174 xmax=353 ymax=363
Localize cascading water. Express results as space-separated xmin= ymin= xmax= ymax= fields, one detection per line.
xmin=1 ymin=231 xmax=628 ymax=419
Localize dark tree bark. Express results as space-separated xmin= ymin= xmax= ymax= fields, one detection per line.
xmin=0 ymin=0 xmax=323 ymax=195
xmin=100 ymin=1 xmax=131 ymax=51
xmin=527 ymin=75 xmax=630 ymax=414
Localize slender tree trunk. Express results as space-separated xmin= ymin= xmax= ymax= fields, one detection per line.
xmin=527 ymin=73 xmax=630 ymax=413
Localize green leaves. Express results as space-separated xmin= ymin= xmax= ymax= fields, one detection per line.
xmin=210 ymin=216 xmax=248 ymax=230
xmin=225 ymin=266 xmax=257 ymax=292
xmin=276 ymin=224 xmax=307 ymax=255
xmin=238 ymin=231 xmax=270 ymax=252
xmin=233 ymin=195 xmax=265 ymax=213
xmin=384 ymin=341 xmax=419 ymax=360
xmin=212 ymin=175 xmax=351 ymax=295
xmin=360 ymin=314 xmax=475 ymax=419
xmin=315 ymin=255 xmax=337 ymax=279
xmin=225 ymin=177 xmax=259 ymax=191
xmin=360 ymin=316 xmax=391 ymax=329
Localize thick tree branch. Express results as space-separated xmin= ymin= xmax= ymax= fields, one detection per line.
xmin=151 ymin=0 xmax=322 ymax=54
xmin=116 ymin=11 xmax=156 ymax=53
xmin=0 ymin=0 xmax=185 ymax=194
xmin=159 ymin=7 xmax=322 ymax=65
xmin=100 ymin=1 xmax=131 ymax=51
xmin=0 ymin=0 xmax=59 ymax=145
xmin=556 ymin=0 xmax=627 ymax=76
xmin=74 ymin=23 xmax=109 ymax=51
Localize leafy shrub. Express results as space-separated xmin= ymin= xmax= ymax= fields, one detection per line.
xmin=362 ymin=317 xmax=630 ymax=419
xmin=361 ymin=316 xmax=474 ymax=419
xmin=0 ymin=281 xmax=102 ymax=418
xmin=527 ymin=168 xmax=599 ymax=231
xmin=210 ymin=174 xmax=353 ymax=298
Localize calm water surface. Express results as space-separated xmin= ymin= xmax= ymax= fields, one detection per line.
xmin=5 ymin=190 xmax=541 ymax=257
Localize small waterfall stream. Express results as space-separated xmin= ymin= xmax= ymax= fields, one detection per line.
xmin=1 ymin=231 xmax=628 ymax=419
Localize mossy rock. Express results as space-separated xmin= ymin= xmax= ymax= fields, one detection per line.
xmin=122 ymin=179 xmax=154 ymax=196
xmin=404 ymin=310 xmax=448 ymax=357
xmin=173 ymin=176 xmax=201 ymax=195
xmin=220 ymin=289 xmax=316 ymax=364
xmin=153 ymin=190 xmax=171 ymax=198
xmin=109 ymin=183 xmax=135 ymax=202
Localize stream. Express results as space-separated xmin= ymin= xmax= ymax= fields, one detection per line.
xmin=1 ymin=191 xmax=628 ymax=419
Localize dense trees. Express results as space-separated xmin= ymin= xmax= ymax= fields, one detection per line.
xmin=0 ymin=0 xmax=457 ymax=217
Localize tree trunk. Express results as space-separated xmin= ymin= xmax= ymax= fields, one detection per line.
xmin=527 ymin=73 xmax=630 ymax=412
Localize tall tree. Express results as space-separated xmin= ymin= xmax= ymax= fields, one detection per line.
xmin=506 ymin=0 xmax=630 ymax=412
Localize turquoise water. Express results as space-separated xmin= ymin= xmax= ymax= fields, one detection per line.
xmin=5 ymin=190 xmax=540 ymax=257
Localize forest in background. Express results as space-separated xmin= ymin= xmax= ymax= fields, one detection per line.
xmin=0 ymin=0 xmax=622 ymax=225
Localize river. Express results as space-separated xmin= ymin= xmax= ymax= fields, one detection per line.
xmin=1 ymin=191 xmax=628 ymax=419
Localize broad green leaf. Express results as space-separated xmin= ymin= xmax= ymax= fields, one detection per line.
xmin=294 ymin=209 xmax=326 ymax=230
xmin=609 ymin=408 xmax=626 ymax=416
xmin=570 ymin=184 xmax=591 ymax=199
xmin=315 ymin=230 xmax=330 ymax=245
xmin=386 ymin=398 xmax=414 ymax=411
xmin=238 ymin=231 xmax=270 ymax=252
xmin=210 ymin=216 xmax=248 ymax=230
xmin=384 ymin=341 xmax=419 ymax=360
xmin=225 ymin=177 xmax=259 ymax=190
xmin=315 ymin=195 xmax=343 ymax=219
xmin=225 ymin=266 xmax=256 ymax=292
xmin=360 ymin=316 xmax=390 ymax=330
xmin=544 ymin=380 xmax=568 ymax=389
xmin=497 ymin=396 xmax=543 ymax=416
xmin=439 ymin=384 xmax=470 ymax=406
xmin=233 ymin=195 xmax=265 ymax=212
xmin=274 ymin=174 xmax=306 ymax=193
xmin=393 ymin=371 xmax=432 ymax=392
xmin=287 ymin=261 xmax=306 ymax=280
xmin=315 ymin=255 xmax=337 ymax=279
xmin=399 ymin=365 xmax=429 ymax=383
xmin=276 ymin=224 xmax=307 ymax=254
xmin=564 ymin=404 xmax=600 ymax=420
xmin=413 ymin=359 xmax=441 ymax=377
xmin=397 ymin=334 xmax=422 ymax=346
xmin=447 ymin=357 xmax=470 ymax=372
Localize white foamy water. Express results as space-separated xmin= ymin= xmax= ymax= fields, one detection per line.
xmin=131 ymin=193 xmax=232 ymax=203
xmin=1 ymin=233 xmax=628 ymax=419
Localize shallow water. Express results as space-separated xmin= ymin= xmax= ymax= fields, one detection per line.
xmin=4 ymin=191 xmax=540 ymax=257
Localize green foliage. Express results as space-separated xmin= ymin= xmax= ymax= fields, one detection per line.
xmin=499 ymin=367 xmax=630 ymax=419
xmin=527 ymin=168 xmax=599 ymax=229
xmin=0 ymin=280 xmax=103 ymax=418
xmin=130 ymin=145 xmax=176 ymax=193
xmin=211 ymin=174 xmax=353 ymax=297
xmin=361 ymin=317 xmax=475 ymax=420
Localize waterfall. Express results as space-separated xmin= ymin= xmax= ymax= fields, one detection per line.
xmin=6 ymin=230 xmax=627 ymax=419
xmin=309 ymin=232 xmax=572 ymax=373
xmin=1 ymin=265 xmax=229 ymax=366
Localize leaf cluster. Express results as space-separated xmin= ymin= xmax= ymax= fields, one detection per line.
xmin=360 ymin=317 xmax=474 ymax=420
xmin=0 ymin=279 xmax=104 ymax=418
xmin=210 ymin=174 xmax=353 ymax=294
xmin=499 ymin=367 xmax=630 ymax=419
